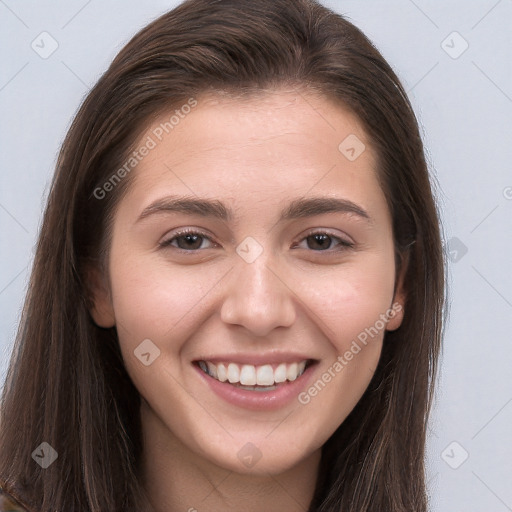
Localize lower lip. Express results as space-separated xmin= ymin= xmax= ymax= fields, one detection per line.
xmin=194 ymin=364 xmax=316 ymax=411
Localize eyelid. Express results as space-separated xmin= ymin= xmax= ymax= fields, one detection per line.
xmin=299 ymin=227 xmax=355 ymax=246
xmin=159 ymin=226 xmax=355 ymax=253
xmin=158 ymin=227 xmax=216 ymax=249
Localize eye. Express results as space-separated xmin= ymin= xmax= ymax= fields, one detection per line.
xmin=159 ymin=229 xmax=216 ymax=251
xmin=159 ymin=228 xmax=354 ymax=254
xmin=293 ymin=230 xmax=355 ymax=252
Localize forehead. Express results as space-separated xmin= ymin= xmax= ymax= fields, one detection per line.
xmin=115 ymin=89 xmax=387 ymax=226
xmin=156 ymin=89 xmax=371 ymax=164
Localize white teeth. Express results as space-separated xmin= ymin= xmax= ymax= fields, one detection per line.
xmin=287 ymin=362 xmax=298 ymax=381
xmin=217 ymin=363 xmax=227 ymax=382
xmin=206 ymin=362 xmax=217 ymax=379
xmin=198 ymin=360 xmax=309 ymax=386
xmin=227 ymin=363 xmax=240 ymax=383
xmin=256 ymin=364 xmax=275 ymax=386
xmin=274 ymin=363 xmax=287 ymax=383
xmin=240 ymin=365 xmax=257 ymax=385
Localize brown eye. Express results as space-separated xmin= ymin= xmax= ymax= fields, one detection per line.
xmin=159 ymin=230 xmax=215 ymax=251
xmin=306 ymin=233 xmax=333 ymax=250
xmin=296 ymin=231 xmax=354 ymax=252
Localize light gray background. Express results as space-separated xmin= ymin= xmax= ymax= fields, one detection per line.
xmin=1 ymin=1 xmax=511 ymax=510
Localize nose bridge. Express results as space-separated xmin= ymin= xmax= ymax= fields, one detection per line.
xmin=220 ymin=239 xmax=296 ymax=336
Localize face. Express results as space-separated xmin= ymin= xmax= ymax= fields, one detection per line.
xmin=90 ymin=89 xmax=405 ymax=476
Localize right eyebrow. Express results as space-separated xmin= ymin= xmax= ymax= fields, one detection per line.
xmin=137 ymin=195 xmax=232 ymax=223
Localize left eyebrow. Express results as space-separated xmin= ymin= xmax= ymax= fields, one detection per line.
xmin=280 ymin=196 xmax=371 ymax=223
xmin=136 ymin=194 xmax=372 ymax=224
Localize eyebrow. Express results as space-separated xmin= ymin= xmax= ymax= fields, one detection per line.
xmin=136 ymin=195 xmax=371 ymax=224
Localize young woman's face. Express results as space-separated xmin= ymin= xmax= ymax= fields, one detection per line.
xmin=91 ymin=89 xmax=405 ymax=476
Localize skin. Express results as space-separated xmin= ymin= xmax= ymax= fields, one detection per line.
xmin=89 ymin=88 xmax=406 ymax=512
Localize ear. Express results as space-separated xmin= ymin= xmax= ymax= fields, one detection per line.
xmin=85 ymin=264 xmax=116 ymax=328
xmin=386 ymin=251 xmax=409 ymax=332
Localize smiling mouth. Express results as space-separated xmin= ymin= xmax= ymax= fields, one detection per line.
xmin=195 ymin=360 xmax=313 ymax=391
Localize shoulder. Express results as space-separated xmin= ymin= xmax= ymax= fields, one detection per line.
xmin=0 ymin=488 xmax=30 ymax=512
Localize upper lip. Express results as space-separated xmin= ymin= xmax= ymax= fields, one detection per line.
xmin=193 ymin=352 xmax=316 ymax=366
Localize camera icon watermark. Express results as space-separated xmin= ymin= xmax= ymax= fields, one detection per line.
xmin=237 ymin=442 xmax=262 ymax=468
xmin=441 ymin=31 xmax=469 ymax=59
xmin=446 ymin=237 xmax=468 ymax=263
xmin=32 ymin=442 xmax=58 ymax=469
xmin=31 ymin=31 xmax=59 ymax=59
xmin=338 ymin=134 xmax=366 ymax=161
xmin=134 ymin=338 xmax=161 ymax=366
xmin=441 ymin=441 xmax=469 ymax=469
xmin=236 ymin=236 xmax=263 ymax=263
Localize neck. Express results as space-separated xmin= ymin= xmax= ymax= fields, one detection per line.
xmin=139 ymin=400 xmax=321 ymax=512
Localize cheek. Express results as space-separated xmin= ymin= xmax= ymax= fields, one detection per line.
xmin=108 ymin=255 xmax=215 ymax=343
xmin=107 ymin=256 xmax=216 ymax=401
xmin=293 ymin=263 xmax=394 ymax=441
xmin=299 ymin=257 xmax=396 ymax=351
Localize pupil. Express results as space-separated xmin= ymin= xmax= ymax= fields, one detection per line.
xmin=181 ymin=234 xmax=201 ymax=249
xmin=310 ymin=234 xmax=330 ymax=250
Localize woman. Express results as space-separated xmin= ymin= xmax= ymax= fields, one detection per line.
xmin=0 ymin=0 xmax=445 ymax=510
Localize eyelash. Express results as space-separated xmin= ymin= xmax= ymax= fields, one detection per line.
xmin=158 ymin=228 xmax=355 ymax=254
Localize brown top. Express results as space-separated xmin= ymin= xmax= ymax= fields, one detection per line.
xmin=0 ymin=488 xmax=30 ymax=512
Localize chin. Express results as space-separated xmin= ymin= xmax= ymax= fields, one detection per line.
xmin=202 ymin=436 xmax=319 ymax=477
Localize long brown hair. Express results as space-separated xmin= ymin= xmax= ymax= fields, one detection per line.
xmin=0 ymin=0 xmax=445 ymax=510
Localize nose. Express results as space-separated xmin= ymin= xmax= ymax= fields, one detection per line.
xmin=220 ymin=252 xmax=296 ymax=337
